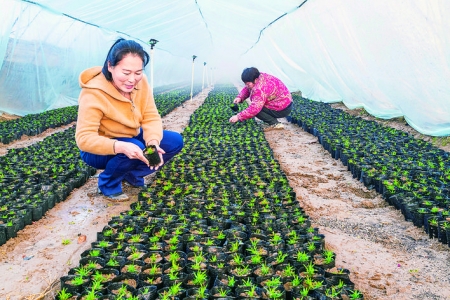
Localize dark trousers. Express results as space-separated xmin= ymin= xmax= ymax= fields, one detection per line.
xmin=80 ymin=129 xmax=183 ymax=196
xmin=256 ymin=102 xmax=293 ymax=125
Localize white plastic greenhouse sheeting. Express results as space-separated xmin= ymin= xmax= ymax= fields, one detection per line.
xmin=1 ymin=0 xmax=450 ymax=135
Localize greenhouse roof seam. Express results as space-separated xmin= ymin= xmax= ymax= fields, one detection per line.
xmin=244 ymin=0 xmax=309 ymax=54
xmin=195 ymin=0 xmax=214 ymax=49
xmin=60 ymin=14 xmax=99 ymax=28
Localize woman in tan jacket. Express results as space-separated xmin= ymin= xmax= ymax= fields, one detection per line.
xmin=75 ymin=38 xmax=183 ymax=201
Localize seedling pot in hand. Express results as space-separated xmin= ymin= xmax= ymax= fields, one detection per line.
xmin=143 ymin=145 xmax=161 ymax=166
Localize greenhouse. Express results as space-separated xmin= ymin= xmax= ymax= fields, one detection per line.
xmin=0 ymin=0 xmax=450 ymax=299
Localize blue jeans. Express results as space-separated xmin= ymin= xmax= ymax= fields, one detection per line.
xmin=80 ymin=129 xmax=183 ymax=196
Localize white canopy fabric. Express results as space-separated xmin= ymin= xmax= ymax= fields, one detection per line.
xmin=1 ymin=0 xmax=449 ymax=135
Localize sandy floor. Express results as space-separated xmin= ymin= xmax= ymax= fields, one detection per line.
xmin=0 ymin=88 xmax=449 ymax=300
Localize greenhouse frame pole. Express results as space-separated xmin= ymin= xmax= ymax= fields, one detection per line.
xmin=202 ymin=62 xmax=206 ymax=91
xmin=148 ymin=39 xmax=158 ymax=95
xmin=190 ymin=55 xmax=197 ymax=100
xmin=150 ymin=49 xmax=154 ymax=93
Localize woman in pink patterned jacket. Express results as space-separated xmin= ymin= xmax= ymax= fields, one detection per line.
xmin=229 ymin=67 xmax=293 ymax=130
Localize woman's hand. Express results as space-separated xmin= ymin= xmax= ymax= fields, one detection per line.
xmin=233 ymin=97 xmax=241 ymax=104
xmin=114 ymin=141 xmax=147 ymax=162
xmin=229 ymin=115 xmax=239 ymax=123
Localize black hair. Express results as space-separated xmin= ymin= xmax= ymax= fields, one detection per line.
xmin=241 ymin=67 xmax=260 ymax=83
xmin=102 ymin=38 xmax=150 ymax=81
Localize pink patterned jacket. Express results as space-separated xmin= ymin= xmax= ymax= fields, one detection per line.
xmin=237 ymin=73 xmax=292 ymax=121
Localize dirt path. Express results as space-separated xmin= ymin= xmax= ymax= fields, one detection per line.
xmin=0 ymin=87 xmax=449 ymax=299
